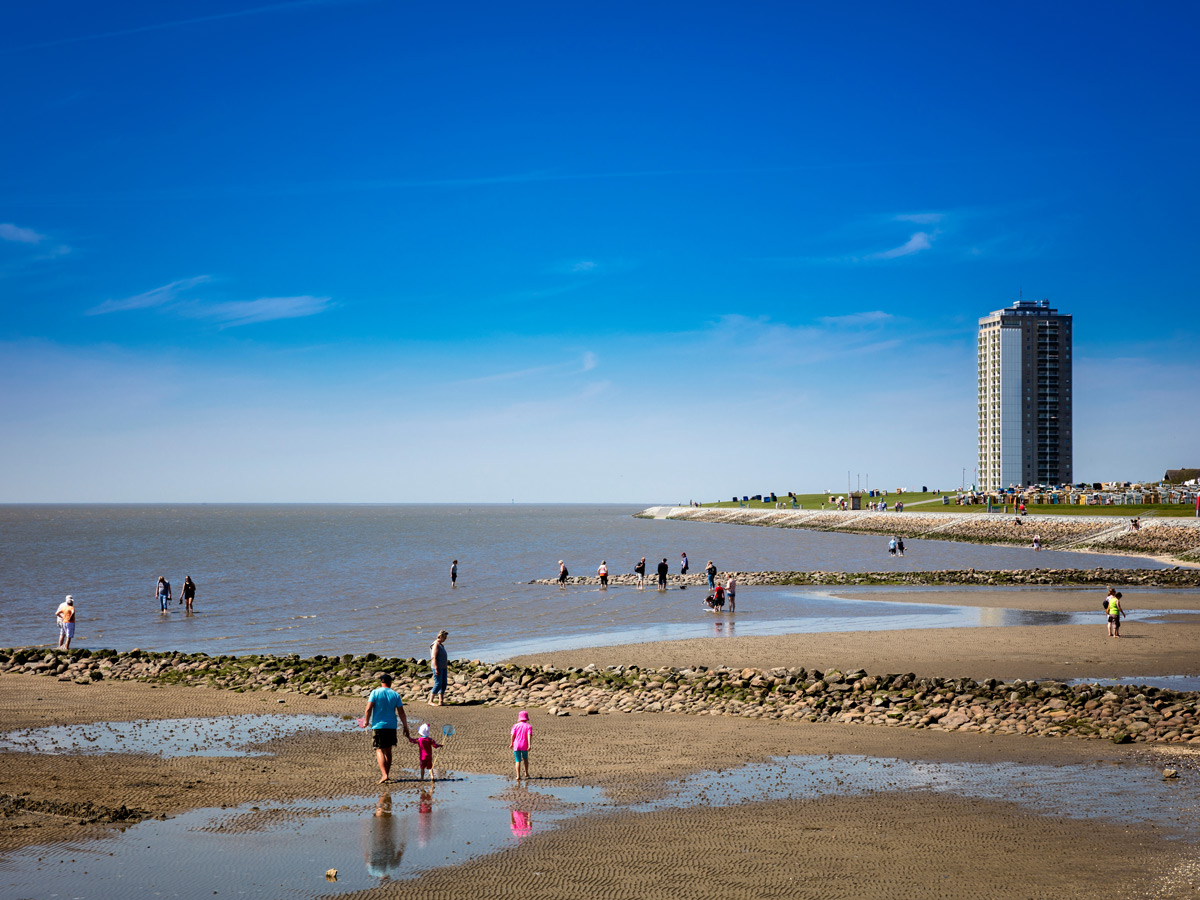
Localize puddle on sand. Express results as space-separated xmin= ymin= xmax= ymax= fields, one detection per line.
xmin=1068 ymin=675 xmax=1200 ymax=693
xmin=647 ymin=755 xmax=1200 ymax=839
xmin=2 ymin=756 xmax=1197 ymax=898
xmin=0 ymin=714 xmax=357 ymax=757
xmin=0 ymin=775 xmax=603 ymax=900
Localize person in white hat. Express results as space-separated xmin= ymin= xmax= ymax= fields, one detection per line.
xmin=56 ymin=595 xmax=76 ymax=650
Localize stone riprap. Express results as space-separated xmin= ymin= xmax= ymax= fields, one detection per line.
xmin=655 ymin=507 xmax=1200 ymax=557
xmin=531 ymin=568 xmax=1200 ymax=588
xmin=1093 ymin=524 xmax=1200 ymax=556
xmin=3 ymin=647 xmax=1197 ymax=747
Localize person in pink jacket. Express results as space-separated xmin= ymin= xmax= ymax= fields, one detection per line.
xmin=408 ymin=723 xmax=442 ymax=782
xmin=510 ymin=710 xmax=532 ymax=783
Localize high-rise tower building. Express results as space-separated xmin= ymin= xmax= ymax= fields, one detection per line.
xmin=977 ymin=299 xmax=1073 ymax=491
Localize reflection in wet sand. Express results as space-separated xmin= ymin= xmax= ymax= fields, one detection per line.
xmin=365 ymin=792 xmax=405 ymax=879
xmin=2 ymin=755 xmax=1196 ymax=898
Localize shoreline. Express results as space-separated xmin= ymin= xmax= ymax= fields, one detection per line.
xmin=640 ymin=505 xmax=1200 ymax=563
xmin=532 ymin=566 xmax=1200 ymax=589
xmin=4 ymin=582 xmax=1200 ymax=898
xmin=6 ymin=581 xmax=1200 ymax=741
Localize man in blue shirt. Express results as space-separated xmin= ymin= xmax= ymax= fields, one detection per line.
xmin=363 ymin=673 xmax=410 ymax=783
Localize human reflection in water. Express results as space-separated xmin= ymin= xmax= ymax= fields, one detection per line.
xmin=510 ymin=808 xmax=533 ymax=839
xmin=713 ymin=620 xmax=736 ymax=638
xmin=364 ymin=793 xmax=405 ymax=879
xmin=416 ymin=788 xmax=434 ymax=848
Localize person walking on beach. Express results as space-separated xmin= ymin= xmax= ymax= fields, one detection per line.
xmin=888 ymin=537 xmax=897 ymax=556
xmin=1106 ymin=589 xmax=1125 ymax=638
xmin=680 ymin=552 xmax=689 ymax=575
xmin=597 ymin=560 xmax=608 ymax=588
xmin=725 ymin=575 xmax=736 ymax=613
xmin=656 ymin=558 xmax=669 ymax=591
xmin=450 ymin=560 xmax=458 ymax=587
xmin=155 ymin=576 xmax=171 ymax=613
xmin=181 ymin=576 xmax=196 ymax=612
xmin=362 ymin=672 xmax=410 ymax=784
xmin=429 ymin=631 xmax=449 ymax=705
xmin=408 ymin=723 xmax=442 ymax=782
xmin=557 ymin=560 xmax=569 ymax=587
xmin=634 ymin=557 xmax=646 ymax=589
xmin=55 ymin=595 xmax=76 ymax=650
xmin=896 ymin=538 xmax=905 ymax=557
xmin=510 ymin=710 xmax=532 ymax=783
xmin=705 ymin=561 xmax=717 ymax=590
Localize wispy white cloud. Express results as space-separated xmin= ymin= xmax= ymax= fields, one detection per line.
xmin=547 ymin=258 xmax=632 ymax=276
xmin=184 ymin=295 xmax=333 ymax=327
xmin=819 ymin=311 xmax=894 ymax=327
xmin=87 ymin=276 xmax=211 ymax=316
xmin=0 ymin=223 xmax=47 ymax=244
xmin=894 ymin=212 xmax=944 ymax=225
xmin=866 ymin=231 xmax=937 ymax=260
xmin=704 ymin=314 xmax=904 ymax=361
xmin=457 ymin=352 xmax=598 ymax=385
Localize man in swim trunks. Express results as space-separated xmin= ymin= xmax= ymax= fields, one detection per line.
xmin=56 ymin=595 xmax=76 ymax=650
xmin=363 ymin=672 xmax=410 ymax=783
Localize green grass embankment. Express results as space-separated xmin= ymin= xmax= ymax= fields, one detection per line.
xmin=703 ymin=495 xmax=1197 ymax=518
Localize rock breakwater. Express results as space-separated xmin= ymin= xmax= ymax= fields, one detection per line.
xmin=653 ymin=507 xmax=1200 ymax=558
xmin=4 ymin=647 xmax=1197 ymax=747
xmin=531 ymin=568 xmax=1200 ymax=588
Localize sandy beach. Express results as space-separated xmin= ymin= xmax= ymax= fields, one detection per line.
xmin=3 ymin=586 xmax=1200 ymax=899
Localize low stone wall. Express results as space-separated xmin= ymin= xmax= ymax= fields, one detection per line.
xmin=1092 ymin=525 xmax=1200 ymax=556
xmin=833 ymin=514 xmax=947 ymax=537
xmin=938 ymin=517 xmax=1111 ymax=546
xmin=531 ymin=568 xmax=1200 ymax=588
xmin=3 ymin=648 xmax=1196 ymax=747
xmin=655 ymin=507 xmax=1200 ymax=557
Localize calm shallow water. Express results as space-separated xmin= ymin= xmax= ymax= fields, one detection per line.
xmin=470 ymin=590 xmax=1200 ymax=659
xmin=0 ymin=714 xmax=357 ymax=757
xmin=1 ymin=754 xmax=1194 ymax=899
xmin=0 ymin=776 xmax=605 ymax=900
xmin=0 ymin=504 xmax=1168 ymax=660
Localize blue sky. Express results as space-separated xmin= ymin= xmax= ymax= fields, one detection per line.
xmin=2 ymin=1 xmax=1197 ymax=502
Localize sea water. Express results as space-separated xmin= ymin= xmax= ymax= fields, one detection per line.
xmin=0 ymin=504 xmax=1169 ymax=660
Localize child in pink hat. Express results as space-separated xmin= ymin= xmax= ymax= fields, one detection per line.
xmin=408 ymin=723 xmax=442 ymax=782
xmin=510 ymin=710 xmax=532 ymax=783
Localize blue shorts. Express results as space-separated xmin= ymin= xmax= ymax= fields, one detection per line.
xmin=513 ymin=750 xmax=528 ymax=762
xmin=432 ymin=669 xmax=447 ymax=696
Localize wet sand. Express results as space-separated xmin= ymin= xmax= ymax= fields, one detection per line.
xmin=510 ymin=588 xmax=1200 ymax=681
xmin=3 ymin=586 xmax=1200 ymax=899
